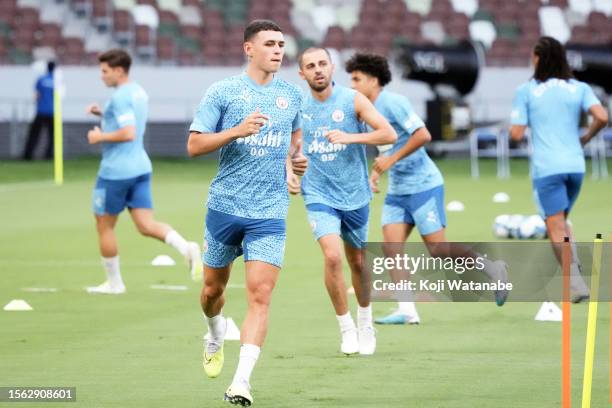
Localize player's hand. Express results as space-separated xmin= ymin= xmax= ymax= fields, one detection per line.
xmin=287 ymin=173 xmax=301 ymax=195
xmin=236 ymin=108 xmax=268 ymax=138
xmin=86 ymin=103 xmax=102 ymax=116
xmin=290 ymin=139 xmax=308 ymax=176
xmin=324 ymin=130 xmax=351 ymax=145
xmin=370 ymin=170 xmax=381 ymax=193
xmin=373 ymin=155 xmax=395 ymax=173
xmin=87 ymin=126 xmax=103 ymax=144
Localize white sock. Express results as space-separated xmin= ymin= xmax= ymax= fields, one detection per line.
xmin=336 ymin=312 xmax=356 ymax=333
xmin=204 ymin=313 xmax=226 ymax=353
xmin=232 ymin=344 xmax=260 ymax=390
xmin=101 ymin=256 xmax=123 ymax=286
xmin=397 ymin=302 xmax=416 ymax=316
xmin=357 ymin=305 xmax=372 ymax=329
xmin=164 ymin=230 xmax=189 ymax=257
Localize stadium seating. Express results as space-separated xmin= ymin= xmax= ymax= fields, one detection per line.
xmin=0 ymin=0 xmax=610 ymax=66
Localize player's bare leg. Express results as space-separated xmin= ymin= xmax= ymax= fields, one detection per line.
xmin=318 ymin=234 xmax=358 ymax=354
xmin=202 ymin=263 xmax=231 ymax=378
xmin=345 ymin=242 xmax=376 ymax=354
xmin=545 ymin=211 xmax=589 ymax=303
xmin=224 ymin=261 xmax=279 ymax=405
xmin=422 ymin=229 xmax=509 ymax=306
xmin=375 ymin=224 xmax=420 ymax=324
xmin=87 ymin=214 xmax=125 ymax=294
xmin=130 ymin=208 xmax=201 ymax=280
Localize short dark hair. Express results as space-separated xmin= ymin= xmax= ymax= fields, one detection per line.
xmin=244 ymin=19 xmax=282 ymax=42
xmin=345 ymin=52 xmax=392 ymax=87
xmin=47 ymin=61 xmax=55 ymax=73
xmin=298 ymin=47 xmax=332 ymax=67
xmin=98 ymin=49 xmax=132 ymax=73
xmin=533 ymin=36 xmax=572 ymax=82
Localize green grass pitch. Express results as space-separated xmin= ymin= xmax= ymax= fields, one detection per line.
xmin=1 ymin=158 xmax=612 ymax=407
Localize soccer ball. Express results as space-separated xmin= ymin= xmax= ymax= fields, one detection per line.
xmin=507 ymin=214 xmax=525 ymax=239
xmin=493 ymin=214 xmax=511 ymax=238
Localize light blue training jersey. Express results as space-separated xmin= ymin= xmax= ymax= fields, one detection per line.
xmin=301 ymin=85 xmax=371 ymax=210
xmin=511 ymin=78 xmax=601 ymax=179
xmin=99 ymin=82 xmax=152 ymax=180
xmin=375 ymin=89 xmax=443 ymax=195
xmin=190 ymin=73 xmax=302 ymax=219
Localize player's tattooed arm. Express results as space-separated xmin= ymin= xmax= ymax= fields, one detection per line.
xmin=290 ymin=129 xmax=308 ymax=176
xmin=187 ymin=109 xmax=268 ymax=157
xmin=580 ymin=104 xmax=608 ymax=146
xmin=86 ymin=103 xmax=102 ymax=117
xmin=372 ymin=127 xmax=431 ymax=174
xmin=509 ymin=125 xmax=527 ymax=142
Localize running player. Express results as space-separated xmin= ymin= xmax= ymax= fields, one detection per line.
xmin=345 ymin=53 xmax=509 ymax=325
xmin=294 ymin=47 xmax=397 ymax=355
xmin=510 ymin=36 xmax=608 ymax=302
xmin=187 ymin=20 xmax=307 ymax=406
xmin=86 ymin=49 xmax=200 ymax=295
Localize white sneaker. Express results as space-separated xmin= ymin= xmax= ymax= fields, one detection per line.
xmin=483 ymin=260 xmax=509 ymax=306
xmin=340 ymin=328 xmax=359 ymax=355
xmin=358 ymin=326 xmax=376 ymax=355
xmin=86 ymin=281 xmax=126 ymax=295
xmin=186 ymin=242 xmax=202 ymax=281
xmin=224 ymin=383 xmax=253 ymax=406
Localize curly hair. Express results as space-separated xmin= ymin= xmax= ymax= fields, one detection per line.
xmin=533 ymin=36 xmax=573 ymax=82
xmin=344 ymin=52 xmax=392 ymax=86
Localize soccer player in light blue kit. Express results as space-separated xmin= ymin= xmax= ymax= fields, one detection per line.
xmin=346 ymin=53 xmax=509 ymax=325
xmin=187 ymin=21 xmax=307 ymax=406
xmin=294 ymin=47 xmax=396 ymax=356
xmin=510 ymin=37 xmax=608 ymax=303
xmin=85 ymin=49 xmax=200 ymax=295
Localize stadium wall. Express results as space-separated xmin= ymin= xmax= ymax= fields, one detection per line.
xmin=0 ymin=65 xmax=532 ymax=158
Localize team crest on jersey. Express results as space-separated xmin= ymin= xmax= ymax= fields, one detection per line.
xmin=310 ymin=220 xmax=317 ymax=232
xmin=332 ymin=110 xmax=344 ymax=122
xmin=276 ymin=96 xmax=289 ymax=109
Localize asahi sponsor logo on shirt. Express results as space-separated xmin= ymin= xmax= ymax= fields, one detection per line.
xmin=307 ymin=140 xmax=347 ymax=154
xmin=236 ymin=131 xmax=283 ymax=147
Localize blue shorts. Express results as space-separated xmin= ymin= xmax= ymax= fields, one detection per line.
xmin=92 ymin=173 xmax=153 ymax=216
xmin=306 ymin=203 xmax=369 ymax=249
xmin=203 ymin=208 xmax=286 ymax=268
xmin=533 ymin=173 xmax=583 ymax=218
xmin=382 ymin=185 xmax=446 ymax=236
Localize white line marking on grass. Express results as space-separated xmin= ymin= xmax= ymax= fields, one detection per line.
xmin=22 ymin=287 xmax=58 ymax=293
xmin=150 ymin=284 xmax=188 ymax=291
xmin=0 ymin=180 xmax=55 ymax=193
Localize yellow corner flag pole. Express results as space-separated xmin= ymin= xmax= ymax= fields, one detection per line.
xmin=581 ymin=233 xmax=603 ymax=408
xmin=53 ymin=70 xmax=63 ymax=185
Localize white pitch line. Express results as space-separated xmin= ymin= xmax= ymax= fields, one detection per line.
xmin=150 ymin=284 xmax=188 ymax=291
xmin=0 ymin=180 xmax=56 ymax=193
xmin=22 ymin=287 xmax=58 ymax=293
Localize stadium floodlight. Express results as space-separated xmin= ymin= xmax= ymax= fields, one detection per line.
xmin=393 ymin=40 xmax=483 ymax=142
xmin=566 ymin=44 xmax=612 ymax=95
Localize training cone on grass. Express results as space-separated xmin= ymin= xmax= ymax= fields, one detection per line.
xmin=3 ymin=299 xmax=33 ymax=311
xmin=446 ymin=201 xmax=465 ymax=212
xmin=151 ymin=255 xmax=176 ymax=266
xmin=534 ymin=301 xmax=562 ymax=322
